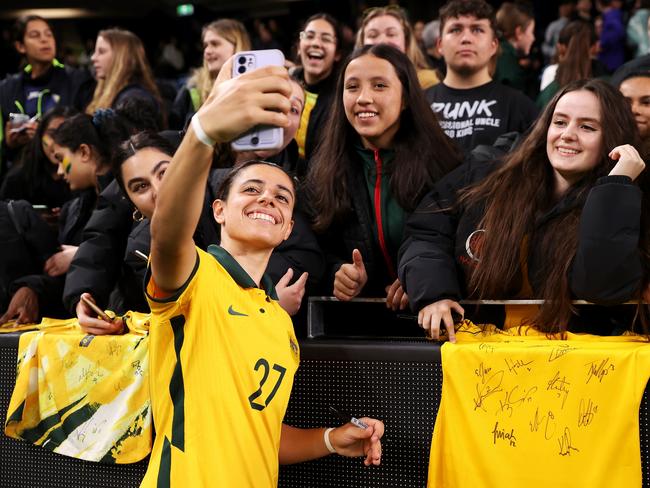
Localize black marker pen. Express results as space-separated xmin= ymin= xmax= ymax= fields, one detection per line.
xmin=329 ymin=405 xmax=368 ymax=429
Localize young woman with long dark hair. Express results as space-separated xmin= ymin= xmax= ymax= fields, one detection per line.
xmin=306 ymin=43 xmax=461 ymax=310
xmin=400 ymin=79 xmax=648 ymax=341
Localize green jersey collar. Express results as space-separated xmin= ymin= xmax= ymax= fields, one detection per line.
xmin=207 ymin=244 xmax=278 ymax=300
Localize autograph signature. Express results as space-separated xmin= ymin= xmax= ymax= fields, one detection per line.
xmin=577 ymin=398 xmax=598 ymax=427
xmin=558 ymin=427 xmax=580 ymax=456
xmin=529 ymin=407 xmax=556 ymax=440
xmin=585 ymin=358 xmax=615 ymax=385
xmin=473 ymin=370 xmax=505 ymax=411
xmin=475 ymin=362 xmax=492 ymax=383
xmin=498 ymin=385 xmax=538 ymax=417
xmin=547 ymin=371 xmax=571 ymax=408
xmin=548 ymin=344 xmax=578 ymax=362
xmin=492 ymin=421 xmax=517 ymax=447
xmin=504 ymin=357 xmax=534 ymax=375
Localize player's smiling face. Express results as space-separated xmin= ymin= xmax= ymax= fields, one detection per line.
xmin=213 ymin=164 xmax=295 ymax=249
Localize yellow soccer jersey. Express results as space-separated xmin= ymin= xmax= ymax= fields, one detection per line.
xmin=142 ymin=245 xmax=300 ymax=488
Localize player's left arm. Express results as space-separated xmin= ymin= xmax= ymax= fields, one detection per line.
xmin=278 ymin=421 xmax=383 ymax=466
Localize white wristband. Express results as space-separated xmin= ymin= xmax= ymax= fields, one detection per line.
xmin=324 ymin=427 xmax=336 ymax=454
xmin=191 ymin=113 xmax=216 ymax=147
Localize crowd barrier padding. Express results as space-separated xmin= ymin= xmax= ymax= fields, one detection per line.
xmin=1 ymin=331 xmax=649 ymax=487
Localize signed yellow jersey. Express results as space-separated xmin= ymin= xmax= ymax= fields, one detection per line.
xmin=142 ymin=246 xmax=300 ymax=488
xmin=429 ymin=321 xmax=650 ymax=488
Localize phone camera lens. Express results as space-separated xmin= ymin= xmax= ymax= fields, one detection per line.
xmin=238 ymin=56 xmax=247 ymax=65
xmin=238 ymin=66 xmax=246 ymax=74
xmin=251 ymin=136 xmax=259 ymax=145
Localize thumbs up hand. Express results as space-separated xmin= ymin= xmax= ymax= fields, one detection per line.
xmin=334 ymin=249 xmax=368 ymax=301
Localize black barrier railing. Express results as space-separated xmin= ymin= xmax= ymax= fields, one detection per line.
xmin=1 ymin=298 xmax=648 ymax=487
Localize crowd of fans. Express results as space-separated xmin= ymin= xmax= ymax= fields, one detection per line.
xmin=0 ymin=0 xmax=649 ymax=339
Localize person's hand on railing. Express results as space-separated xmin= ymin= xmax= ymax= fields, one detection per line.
xmin=276 ymin=268 xmax=308 ymax=316
xmin=0 ymin=287 xmax=39 ymax=325
xmin=385 ymin=278 xmax=408 ymax=311
xmin=418 ymin=299 xmax=464 ymax=343
xmin=333 ymin=249 xmax=368 ymax=301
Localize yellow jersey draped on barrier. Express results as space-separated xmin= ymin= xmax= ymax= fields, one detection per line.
xmin=428 ymin=321 xmax=650 ymax=488
xmin=2 ymin=314 xmax=152 ymax=464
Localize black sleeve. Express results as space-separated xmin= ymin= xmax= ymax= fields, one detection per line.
xmin=69 ymin=67 xmax=95 ymax=112
xmin=511 ymin=91 xmax=539 ymax=135
xmin=169 ymin=87 xmax=194 ymax=131
xmin=266 ymin=209 xmax=325 ymax=291
xmin=0 ymin=169 xmax=27 ymax=202
xmin=62 ymin=181 xmax=133 ymax=313
xmin=398 ymin=194 xmax=462 ymax=313
xmin=12 ymin=200 xmax=59 ymax=263
xmin=11 ymin=274 xmax=66 ymax=317
xmin=569 ymin=175 xmax=643 ymax=303
xmin=398 ymin=159 xmax=493 ymax=312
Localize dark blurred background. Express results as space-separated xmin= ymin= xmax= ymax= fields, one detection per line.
xmin=0 ymin=0 xmax=554 ymax=80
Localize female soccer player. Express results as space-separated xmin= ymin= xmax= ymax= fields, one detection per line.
xmin=141 ymin=59 xmax=383 ymax=486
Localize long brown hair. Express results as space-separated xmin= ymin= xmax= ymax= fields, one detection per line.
xmin=307 ymin=44 xmax=461 ymax=232
xmin=86 ymin=29 xmax=161 ymax=114
xmin=461 ymin=79 xmax=644 ymax=334
xmin=555 ymin=20 xmax=597 ymax=87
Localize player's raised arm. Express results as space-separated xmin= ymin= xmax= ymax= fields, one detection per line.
xmin=149 ymin=59 xmax=292 ymax=293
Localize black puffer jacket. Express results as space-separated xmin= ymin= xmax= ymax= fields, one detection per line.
xmin=62 ymin=179 xmax=220 ymax=314
xmin=312 ymin=159 xmax=397 ymax=297
xmin=0 ymin=200 xmax=58 ymax=311
xmin=398 ymin=158 xmax=644 ymax=333
xmin=11 ymin=188 xmax=97 ymax=318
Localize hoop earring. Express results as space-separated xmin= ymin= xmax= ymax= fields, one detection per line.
xmin=133 ymin=209 xmax=144 ymax=222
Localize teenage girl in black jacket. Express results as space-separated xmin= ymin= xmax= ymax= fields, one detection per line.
xmin=399 ymin=79 xmax=649 ymax=340
xmin=306 ymin=44 xmax=461 ymax=309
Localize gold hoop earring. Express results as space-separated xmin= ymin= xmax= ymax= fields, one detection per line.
xmin=133 ymin=209 xmax=144 ymax=222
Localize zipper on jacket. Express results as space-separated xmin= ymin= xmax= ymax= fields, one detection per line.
xmin=373 ymin=149 xmax=396 ymax=279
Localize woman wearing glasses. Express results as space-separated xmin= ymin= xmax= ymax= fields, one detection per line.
xmin=356 ymin=6 xmax=440 ymax=90
xmin=292 ymin=13 xmax=344 ymax=164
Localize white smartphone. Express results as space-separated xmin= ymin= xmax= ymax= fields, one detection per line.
xmin=231 ymin=49 xmax=285 ymax=152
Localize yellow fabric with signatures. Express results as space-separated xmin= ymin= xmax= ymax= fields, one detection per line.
xmin=429 ymin=321 xmax=650 ymax=488
xmin=3 ymin=314 xmax=151 ymax=463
